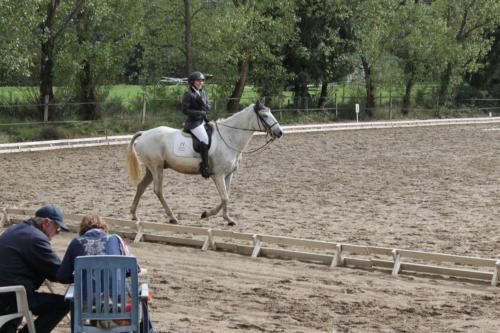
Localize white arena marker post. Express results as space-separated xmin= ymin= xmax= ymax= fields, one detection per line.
xmin=330 ymin=243 xmax=343 ymax=268
xmin=202 ymin=228 xmax=215 ymax=251
xmin=134 ymin=220 xmax=144 ymax=243
xmin=251 ymin=234 xmax=262 ymax=258
xmin=392 ymin=249 xmax=401 ymax=277
xmin=0 ymin=208 xmax=7 ymax=228
xmin=355 ymin=104 xmax=360 ymax=123
xmin=491 ymin=260 xmax=500 ymax=287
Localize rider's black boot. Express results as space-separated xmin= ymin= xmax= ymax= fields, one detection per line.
xmin=199 ymin=142 xmax=212 ymax=179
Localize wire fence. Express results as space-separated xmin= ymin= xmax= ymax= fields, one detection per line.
xmin=0 ymin=95 xmax=499 ymax=143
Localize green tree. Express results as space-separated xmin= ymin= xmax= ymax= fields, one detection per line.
xmin=284 ymin=0 xmax=355 ymax=110
xmin=433 ymin=0 xmax=500 ymax=106
xmin=38 ymin=0 xmax=85 ymax=118
xmin=60 ymin=0 xmax=143 ymax=119
xmin=387 ymin=1 xmax=448 ymax=114
xmin=140 ymin=0 xmax=215 ymax=82
xmin=469 ymin=26 xmax=500 ymax=94
xmin=0 ymin=2 xmax=41 ymax=82
xmin=197 ymin=0 xmax=294 ymax=111
xmin=349 ymin=0 xmax=394 ymax=116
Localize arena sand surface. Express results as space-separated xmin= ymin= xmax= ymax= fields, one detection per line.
xmin=1 ymin=123 xmax=500 ymax=332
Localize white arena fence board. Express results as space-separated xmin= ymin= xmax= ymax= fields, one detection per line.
xmin=1 ymin=117 xmax=499 ymax=154
xmin=2 ymin=208 xmax=500 ymax=287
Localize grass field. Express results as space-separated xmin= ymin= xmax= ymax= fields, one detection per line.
xmin=0 ymin=83 xmax=438 ymax=105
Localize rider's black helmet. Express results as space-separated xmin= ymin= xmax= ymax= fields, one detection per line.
xmin=188 ymin=71 xmax=205 ymax=84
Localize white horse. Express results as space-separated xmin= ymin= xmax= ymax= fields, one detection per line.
xmin=126 ymin=100 xmax=283 ymax=226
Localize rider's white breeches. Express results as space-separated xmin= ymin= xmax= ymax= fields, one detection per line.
xmin=191 ymin=122 xmax=209 ymax=144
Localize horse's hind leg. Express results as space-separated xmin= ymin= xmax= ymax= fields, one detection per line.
xmin=151 ymin=165 xmax=178 ymax=224
xmin=130 ymin=168 xmax=153 ymax=220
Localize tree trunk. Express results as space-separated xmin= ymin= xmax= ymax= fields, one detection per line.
xmin=361 ymin=57 xmax=375 ymax=117
xmin=227 ymin=59 xmax=249 ymax=113
xmin=438 ymin=63 xmax=453 ymax=107
xmin=76 ymin=3 xmax=97 ymax=120
xmin=402 ymin=70 xmax=415 ymax=115
xmin=79 ymin=60 xmax=98 ymax=120
xmin=318 ymin=81 xmax=328 ymax=108
xmin=293 ymin=81 xmax=309 ymax=110
xmin=39 ymin=0 xmax=59 ymax=120
xmin=184 ymin=0 xmax=193 ymax=75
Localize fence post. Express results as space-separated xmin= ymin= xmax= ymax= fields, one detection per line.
xmin=278 ymin=96 xmax=282 ymax=122
xmin=389 ymin=97 xmax=393 ymax=120
xmin=141 ymin=93 xmax=147 ymax=125
xmin=43 ymin=95 xmax=49 ymax=122
xmin=335 ymin=93 xmax=338 ymax=119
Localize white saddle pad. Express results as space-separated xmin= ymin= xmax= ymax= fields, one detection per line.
xmin=173 ymin=131 xmax=217 ymax=157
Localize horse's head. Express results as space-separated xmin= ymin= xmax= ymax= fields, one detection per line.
xmin=253 ymin=99 xmax=283 ymax=139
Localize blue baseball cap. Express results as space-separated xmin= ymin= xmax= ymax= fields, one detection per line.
xmin=35 ymin=204 xmax=69 ymax=231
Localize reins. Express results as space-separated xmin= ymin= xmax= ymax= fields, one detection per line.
xmin=214 ymin=121 xmax=276 ymax=155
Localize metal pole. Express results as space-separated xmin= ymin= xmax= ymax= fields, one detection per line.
xmin=141 ymin=93 xmax=147 ymax=125
xmin=389 ymin=97 xmax=393 ymax=120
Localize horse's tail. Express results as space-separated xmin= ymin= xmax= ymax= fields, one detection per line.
xmin=126 ymin=132 xmax=143 ymax=187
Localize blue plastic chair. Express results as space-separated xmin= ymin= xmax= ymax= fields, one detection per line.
xmin=65 ymin=255 xmax=150 ymax=333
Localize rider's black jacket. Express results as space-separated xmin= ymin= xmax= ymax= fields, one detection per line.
xmin=181 ymin=86 xmax=211 ymax=130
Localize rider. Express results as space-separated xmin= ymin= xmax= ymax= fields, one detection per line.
xmin=181 ymin=71 xmax=212 ymax=178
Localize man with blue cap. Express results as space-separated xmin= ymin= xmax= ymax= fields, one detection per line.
xmin=0 ymin=204 xmax=70 ymax=333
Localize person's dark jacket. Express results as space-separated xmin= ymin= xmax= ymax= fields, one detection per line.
xmin=181 ymin=86 xmax=211 ymax=130
xmin=0 ymin=220 xmax=62 ymax=294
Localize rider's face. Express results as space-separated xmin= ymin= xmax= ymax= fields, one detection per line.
xmin=193 ymin=79 xmax=204 ymax=90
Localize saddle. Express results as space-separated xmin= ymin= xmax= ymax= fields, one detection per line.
xmin=182 ymin=122 xmax=213 ymax=154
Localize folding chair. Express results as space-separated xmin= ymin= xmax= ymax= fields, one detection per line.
xmin=65 ymin=255 xmax=150 ymax=333
xmin=0 ymin=285 xmax=36 ymax=333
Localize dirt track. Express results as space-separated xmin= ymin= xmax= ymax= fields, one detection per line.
xmin=1 ymin=123 xmax=500 ymax=332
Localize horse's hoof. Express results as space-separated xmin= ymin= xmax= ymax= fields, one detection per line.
xmin=227 ymin=221 xmax=236 ymax=226
xmin=169 ymin=218 xmax=178 ymax=224
xmin=201 ymin=211 xmax=208 ymax=219
xmin=131 ymin=216 xmax=137 ymax=221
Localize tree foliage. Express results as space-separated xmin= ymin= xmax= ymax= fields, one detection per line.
xmin=0 ymin=0 xmax=499 ymax=118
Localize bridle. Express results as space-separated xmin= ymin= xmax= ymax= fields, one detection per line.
xmin=215 ymin=105 xmax=279 ymax=154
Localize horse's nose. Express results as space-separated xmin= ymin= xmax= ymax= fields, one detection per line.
xmin=275 ymin=129 xmax=283 ymax=138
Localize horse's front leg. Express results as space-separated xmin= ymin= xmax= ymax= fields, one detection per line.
xmin=201 ymin=174 xmax=236 ymax=226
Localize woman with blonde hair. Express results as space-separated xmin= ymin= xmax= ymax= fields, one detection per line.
xmin=56 ymin=215 xmax=130 ymax=283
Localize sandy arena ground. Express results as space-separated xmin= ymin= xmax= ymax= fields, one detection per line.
xmin=1 ymin=123 xmax=500 ymax=332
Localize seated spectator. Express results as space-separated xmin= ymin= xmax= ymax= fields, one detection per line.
xmin=57 ymin=215 xmax=153 ymax=333
xmin=0 ymin=204 xmax=70 ymax=333
xmin=57 ymin=215 xmax=131 ymax=283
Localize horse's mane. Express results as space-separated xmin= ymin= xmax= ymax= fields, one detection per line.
xmin=216 ymin=104 xmax=255 ymax=123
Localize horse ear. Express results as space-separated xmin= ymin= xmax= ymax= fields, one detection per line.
xmin=254 ymin=98 xmax=265 ymax=111
xmin=254 ymin=99 xmax=261 ymax=111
